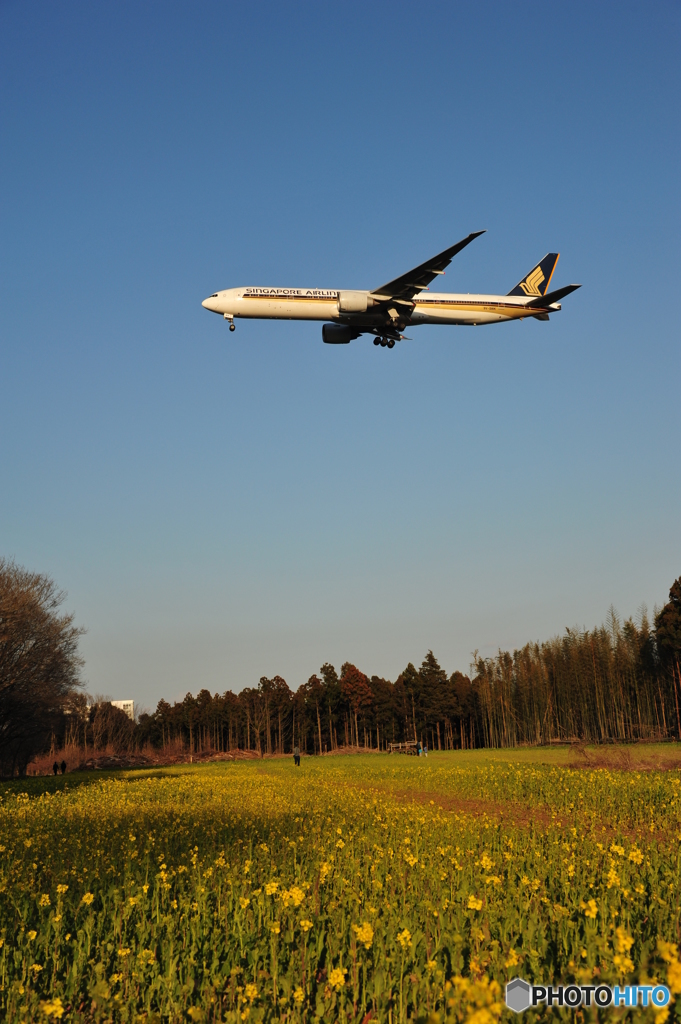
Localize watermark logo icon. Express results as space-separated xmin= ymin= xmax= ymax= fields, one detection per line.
xmin=505 ymin=978 xmax=670 ymax=1012
xmin=506 ymin=978 xmax=532 ymax=1013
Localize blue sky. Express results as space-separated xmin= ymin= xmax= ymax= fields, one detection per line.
xmin=1 ymin=1 xmax=679 ymax=709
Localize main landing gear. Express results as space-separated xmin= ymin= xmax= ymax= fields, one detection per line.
xmin=373 ymin=337 xmax=395 ymax=349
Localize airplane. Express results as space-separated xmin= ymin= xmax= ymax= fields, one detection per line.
xmin=201 ymin=232 xmax=580 ymax=349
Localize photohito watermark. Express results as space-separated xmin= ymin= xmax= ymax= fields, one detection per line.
xmin=506 ymin=977 xmax=671 ymax=1013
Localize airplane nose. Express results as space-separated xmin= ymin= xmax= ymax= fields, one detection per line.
xmin=202 ymin=296 xmax=214 ymax=310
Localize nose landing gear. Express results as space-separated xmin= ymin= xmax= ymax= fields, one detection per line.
xmin=224 ymin=314 xmax=235 ymax=332
xmin=229 ymin=322 xmax=235 ymax=332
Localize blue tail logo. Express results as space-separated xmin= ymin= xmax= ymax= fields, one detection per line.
xmin=508 ymin=253 xmax=559 ymax=297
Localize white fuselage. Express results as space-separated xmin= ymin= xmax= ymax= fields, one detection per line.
xmin=201 ymin=287 xmax=558 ymax=327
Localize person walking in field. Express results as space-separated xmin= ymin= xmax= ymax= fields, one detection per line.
xmin=52 ymin=761 xmax=59 ymax=775
xmin=293 ymin=745 xmax=300 ymax=767
xmin=60 ymin=760 xmax=66 ymax=774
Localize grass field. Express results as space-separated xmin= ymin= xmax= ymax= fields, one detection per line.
xmin=1 ymin=746 xmax=681 ymax=1022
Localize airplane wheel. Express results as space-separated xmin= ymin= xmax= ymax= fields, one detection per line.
xmin=380 ymin=338 xmax=387 ymax=347
xmin=229 ymin=323 xmax=235 ymax=332
xmin=373 ymin=337 xmax=380 ymax=346
xmin=387 ymin=339 xmax=395 ymax=349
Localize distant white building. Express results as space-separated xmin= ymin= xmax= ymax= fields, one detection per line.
xmin=112 ymin=700 xmax=135 ymax=721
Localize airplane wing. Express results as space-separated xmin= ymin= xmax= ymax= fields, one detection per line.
xmin=370 ymin=231 xmax=486 ymax=301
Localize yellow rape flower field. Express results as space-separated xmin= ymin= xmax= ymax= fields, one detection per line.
xmin=1 ymin=750 xmax=681 ymax=1022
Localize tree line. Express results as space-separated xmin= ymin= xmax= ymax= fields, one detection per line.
xmin=133 ymin=580 xmax=681 ymax=755
xmin=132 ymin=655 xmax=477 ymax=757
xmin=1 ymin=555 xmax=680 ymax=775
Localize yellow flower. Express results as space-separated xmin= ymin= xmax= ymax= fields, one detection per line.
xmin=606 ymin=867 xmax=620 ymax=889
xmin=629 ymin=848 xmax=644 ymax=865
xmin=293 ymin=986 xmax=304 ymax=1004
xmin=56 ymin=884 xmax=68 ymax=895
xmin=480 ymin=854 xmax=493 ymax=871
xmin=39 ymin=894 xmax=50 ymax=907
xmin=264 ymin=881 xmax=278 ymax=896
xmin=287 ymin=886 xmax=305 ymax=907
xmin=244 ymin=982 xmax=258 ymax=1002
xmin=81 ymin=892 xmax=94 ymax=905
xmin=397 ymin=928 xmax=412 ymax=949
xmin=39 ymin=997 xmax=64 ymax=1019
xmin=352 ymin=921 xmax=374 ymax=950
xmin=468 ymin=896 xmax=483 ymax=911
xmin=614 ymin=953 xmax=635 ymax=973
xmin=658 ymin=940 xmax=679 ymax=962
xmin=239 ymin=897 xmax=250 ymax=910
xmin=615 ymin=926 xmax=634 ymax=954
xmin=31 ymin=962 xmax=43 ymax=973
xmin=667 ymin=960 xmax=681 ymax=996
xmin=505 ymin=948 xmax=521 ymax=968
xmin=299 ymin=919 xmax=313 ymax=932
xmin=27 ymin=930 xmax=37 ymax=941
xmin=270 ymin=921 xmax=280 ymax=934
xmin=118 ymin=947 xmax=131 ymax=957
xmin=426 ymin=959 xmax=437 ymax=973
xmin=329 ymin=967 xmax=347 ymax=990
xmin=110 ymin=973 xmax=123 ymax=984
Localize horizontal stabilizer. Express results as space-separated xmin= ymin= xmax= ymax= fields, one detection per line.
xmin=508 ymin=253 xmax=560 ymax=297
xmin=524 ymin=283 xmax=581 ymax=308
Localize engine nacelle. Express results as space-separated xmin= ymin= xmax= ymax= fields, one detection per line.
xmin=337 ymin=290 xmax=368 ymax=313
xmin=322 ymin=324 xmax=360 ymax=344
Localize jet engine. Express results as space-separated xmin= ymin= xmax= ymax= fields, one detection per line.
xmin=322 ymin=324 xmax=360 ymax=344
xmin=337 ymin=290 xmax=368 ymax=313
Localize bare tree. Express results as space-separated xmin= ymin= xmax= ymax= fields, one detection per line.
xmin=90 ymin=700 xmax=135 ymax=752
xmin=0 ymin=559 xmax=84 ymax=776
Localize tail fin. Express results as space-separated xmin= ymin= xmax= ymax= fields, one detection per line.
xmin=508 ymin=253 xmax=559 ymax=297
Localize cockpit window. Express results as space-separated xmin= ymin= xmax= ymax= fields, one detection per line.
xmin=211 ymin=293 xmax=219 ymax=298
